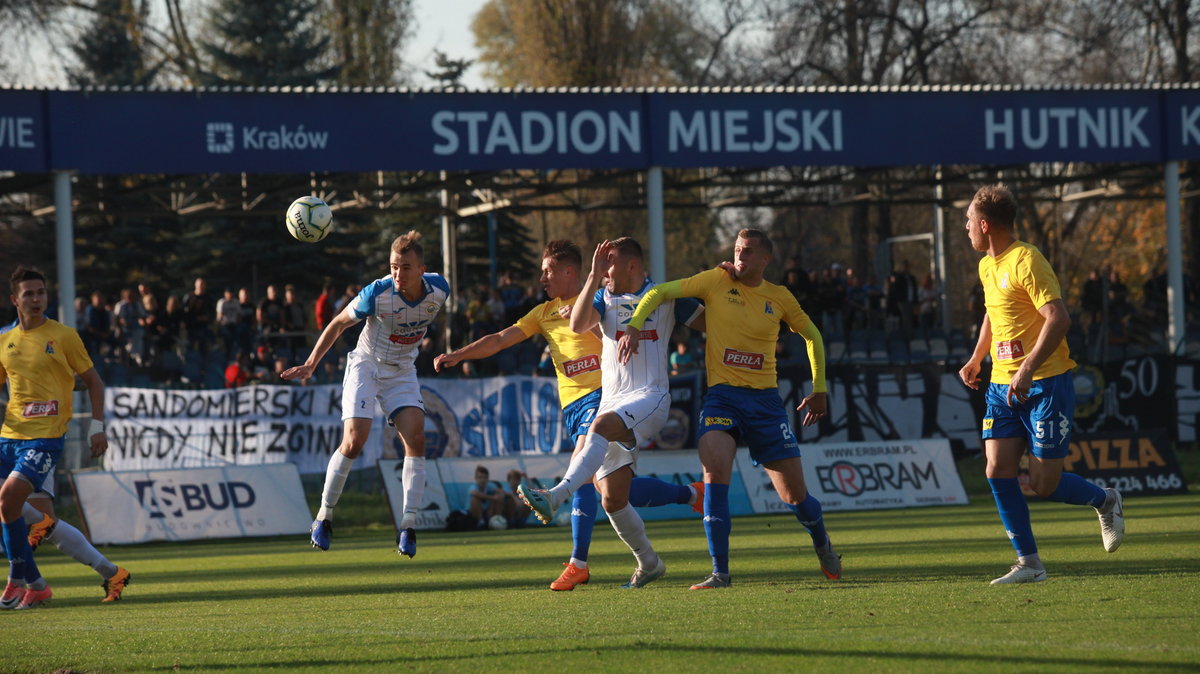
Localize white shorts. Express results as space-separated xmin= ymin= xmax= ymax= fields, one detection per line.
xmin=593 ymin=389 xmax=670 ymax=481
xmin=596 ymin=440 xmax=638 ymax=481
xmin=342 ymin=350 xmax=423 ymax=422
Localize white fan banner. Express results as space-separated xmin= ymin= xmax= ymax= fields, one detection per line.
xmin=736 ymin=438 xmax=969 ymax=513
xmin=103 ymin=385 xmax=383 ymax=474
xmin=72 ymin=463 xmax=311 ymax=544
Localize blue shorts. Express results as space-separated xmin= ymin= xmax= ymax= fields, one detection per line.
xmin=563 ymin=388 xmax=602 ymax=441
xmin=701 ymin=384 xmax=800 ymax=465
xmin=982 ymin=371 xmax=1075 ymax=459
xmin=0 ymin=436 xmax=64 ymax=491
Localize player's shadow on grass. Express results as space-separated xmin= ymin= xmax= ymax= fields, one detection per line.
xmin=161 ymin=642 xmax=1200 ymax=671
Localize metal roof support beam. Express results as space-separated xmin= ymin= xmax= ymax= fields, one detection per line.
xmin=1165 ymin=161 xmax=1186 ymax=354
xmin=54 ymin=170 xmax=76 ymax=329
xmin=647 ymin=166 xmax=665 ymax=283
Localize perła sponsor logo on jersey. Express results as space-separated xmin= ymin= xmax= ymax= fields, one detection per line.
xmin=23 ymin=400 xmax=58 ymax=418
xmin=206 ymin=121 xmax=329 ymax=154
xmin=564 ymin=354 xmax=600 ymax=377
xmin=723 ymin=348 xmax=764 ymax=370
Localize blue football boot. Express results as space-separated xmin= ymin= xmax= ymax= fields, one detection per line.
xmin=310 ymin=519 xmax=332 ymax=551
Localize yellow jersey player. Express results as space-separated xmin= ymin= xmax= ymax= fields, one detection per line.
xmin=434 ymin=241 xmax=700 ymax=590
xmin=1 ymin=267 xmax=109 ymax=609
xmin=959 ymin=184 xmax=1124 ymax=584
xmin=621 ymin=228 xmax=840 ymax=589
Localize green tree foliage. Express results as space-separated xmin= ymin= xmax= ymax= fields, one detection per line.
xmin=67 ymin=0 xmax=159 ymax=87
xmin=200 ymin=0 xmax=339 ymax=86
xmin=424 ymin=50 xmax=473 ymax=88
xmin=472 ymin=0 xmax=705 ymax=87
xmin=325 ymin=0 xmax=414 ymax=87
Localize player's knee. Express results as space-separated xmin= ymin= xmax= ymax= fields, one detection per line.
xmin=601 ymin=494 xmax=628 ymax=512
xmin=1030 ymin=476 xmax=1059 ymax=499
xmin=592 ymin=413 xmax=628 ymax=441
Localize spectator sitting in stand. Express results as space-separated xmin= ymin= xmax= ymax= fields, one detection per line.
xmin=669 ymin=340 xmax=696 ymax=375
xmin=504 ymin=469 xmax=531 ymax=528
xmin=224 ymin=351 xmax=256 ymax=388
xmin=468 ymin=465 xmax=506 ymax=530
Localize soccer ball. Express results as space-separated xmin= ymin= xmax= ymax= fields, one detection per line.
xmin=488 ymin=514 xmax=508 ymax=530
xmin=285 ymin=196 xmax=333 ymax=243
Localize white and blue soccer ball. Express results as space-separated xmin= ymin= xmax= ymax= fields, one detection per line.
xmin=285 ymin=196 xmax=333 ymax=243
xmin=488 ymin=514 xmax=508 ymax=531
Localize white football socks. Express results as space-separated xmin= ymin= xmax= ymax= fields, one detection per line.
xmin=400 ymin=455 xmax=426 ymax=530
xmin=22 ymin=503 xmax=118 ymax=579
xmin=317 ymin=452 xmax=354 ymax=522
xmin=550 ymin=431 xmax=610 ymax=506
xmin=607 ymin=505 xmax=659 ymax=571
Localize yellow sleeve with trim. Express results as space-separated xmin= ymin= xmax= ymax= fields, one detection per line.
xmin=628 ymin=279 xmax=684 ymax=329
xmin=513 ymin=303 xmax=543 ymax=337
xmin=796 ymin=321 xmax=827 ymax=393
xmin=1018 ymin=247 xmax=1063 ymax=310
xmin=63 ymin=327 xmax=94 ymax=375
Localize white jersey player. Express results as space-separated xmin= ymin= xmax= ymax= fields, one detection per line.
xmin=282 ymin=230 xmax=447 ymax=558
xmin=520 ymin=237 xmax=703 ymax=589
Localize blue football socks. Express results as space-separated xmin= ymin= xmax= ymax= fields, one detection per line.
xmin=1047 ymin=472 xmax=1107 ymax=507
xmin=788 ymin=493 xmax=829 ymax=547
xmin=2 ymin=517 xmax=40 ymax=584
xmin=628 ymin=477 xmax=693 ymax=507
xmin=703 ymin=483 xmax=732 ymax=574
xmin=988 ymin=477 xmax=1037 ymax=557
xmin=570 ymin=483 xmax=598 ymax=563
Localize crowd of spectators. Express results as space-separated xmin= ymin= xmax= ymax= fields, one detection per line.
xmin=4 ymin=258 xmax=1195 ymax=392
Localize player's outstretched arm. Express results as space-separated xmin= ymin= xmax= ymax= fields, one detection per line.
xmin=619 ymin=279 xmax=685 ymax=363
xmin=569 ymin=241 xmax=609 ymax=334
xmin=282 ymin=305 xmax=357 ymax=382
xmin=78 ymin=367 xmax=108 ymax=457
xmin=434 ymin=325 xmax=527 ymax=372
xmin=958 ymin=314 xmax=992 ymax=391
xmin=792 ymin=320 xmax=828 ymax=426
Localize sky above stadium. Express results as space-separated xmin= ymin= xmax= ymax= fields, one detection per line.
xmin=1 ymin=0 xmax=490 ymax=89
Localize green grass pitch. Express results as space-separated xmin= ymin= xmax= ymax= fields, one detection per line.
xmin=2 ymin=494 xmax=1197 ymax=672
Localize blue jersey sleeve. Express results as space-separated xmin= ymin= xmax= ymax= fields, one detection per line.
xmin=593 ymin=288 xmax=607 ymax=318
xmin=352 ymin=278 xmax=391 ymax=319
xmin=424 ymin=273 xmax=450 ymax=296
xmin=673 ymin=297 xmax=703 ymax=327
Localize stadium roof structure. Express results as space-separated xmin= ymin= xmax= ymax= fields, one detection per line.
xmin=0 ymin=83 xmax=1195 ymax=349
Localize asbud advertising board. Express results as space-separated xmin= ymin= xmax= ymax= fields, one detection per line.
xmin=740 ymin=439 xmax=968 ymax=513
xmin=72 ymin=463 xmax=312 ymax=544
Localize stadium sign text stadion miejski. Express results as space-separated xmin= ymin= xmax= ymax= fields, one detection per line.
xmin=9 ymin=86 xmax=1200 ymax=174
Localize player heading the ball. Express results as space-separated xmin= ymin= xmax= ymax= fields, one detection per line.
xmin=282 ymin=230 xmax=447 ymax=558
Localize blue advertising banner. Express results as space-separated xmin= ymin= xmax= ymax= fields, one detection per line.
xmin=0 ymin=89 xmax=47 ymax=171
xmin=7 ymin=87 xmax=1200 ymax=173
xmin=647 ymin=90 xmax=1165 ymax=168
xmin=48 ymin=90 xmax=647 ymax=173
xmin=1164 ymin=89 xmax=1200 ymax=161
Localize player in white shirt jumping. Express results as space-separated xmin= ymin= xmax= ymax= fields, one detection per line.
xmin=282 ymin=231 xmax=448 ymax=558
xmin=520 ymin=238 xmax=703 ymax=588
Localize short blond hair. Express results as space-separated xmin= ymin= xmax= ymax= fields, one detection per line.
xmin=972 ymin=184 xmax=1017 ymax=228
xmin=391 ymin=230 xmax=424 ymax=261
xmin=737 ymin=228 xmax=773 ymax=254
